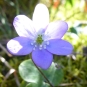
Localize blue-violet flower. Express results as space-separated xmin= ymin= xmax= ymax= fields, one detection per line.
xmin=7 ymin=4 xmax=73 ymax=69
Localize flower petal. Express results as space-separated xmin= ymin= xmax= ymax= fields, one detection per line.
xmin=7 ymin=37 xmax=33 ymax=55
xmin=46 ymin=39 xmax=73 ymax=55
xmin=44 ymin=21 xmax=68 ymax=40
xmin=32 ymin=49 xmax=53 ymax=69
xmin=13 ymin=15 xmax=36 ymax=39
xmin=32 ymin=4 xmax=49 ymax=32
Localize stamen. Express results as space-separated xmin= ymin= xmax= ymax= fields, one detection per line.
xmin=34 ymin=40 xmax=36 ymax=43
xmin=39 ymin=47 xmax=42 ymax=50
xmin=33 ymin=47 xmax=35 ymax=50
xmin=43 ymin=45 xmax=46 ymax=49
xmin=39 ymin=44 xmax=42 ymax=47
xmin=31 ymin=42 xmax=34 ymax=45
xmin=46 ymin=41 xmax=49 ymax=45
xmin=35 ymin=44 xmax=37 ymax=47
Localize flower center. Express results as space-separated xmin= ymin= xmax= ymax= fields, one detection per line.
xmin=36 ymin=35 xmax=43 ymax=44
xmin=30 ymin=33 xmax=50 ymax=50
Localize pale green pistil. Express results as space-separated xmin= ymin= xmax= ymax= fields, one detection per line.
xmin=36 ymin=35 xmax=43 ymax=44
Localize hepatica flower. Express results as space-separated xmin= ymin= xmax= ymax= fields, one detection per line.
xmin=7 ymin=4 xmax=73 ymax=69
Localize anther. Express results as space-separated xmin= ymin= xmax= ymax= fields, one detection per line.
xmin=43 ymin=45 xmax=46 ymax=49
xmin=35 ymin=44 xmax=37 ymax=47
xmin=39 ymin=47 xmax=42 ymax=50
xmin=39 ymin=44 xmax=42 ymax=47
xmin=46 ymin=41 xmax=49 ymax=45
xmin=33 ymin=47 xmax=35 ymax=50
xmin=34 ymin=40 xmax=36 ymax=43
xmin=31 ymin=42 xmax=34 ymax=45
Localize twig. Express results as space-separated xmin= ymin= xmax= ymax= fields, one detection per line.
xmin=14 ymin=71 xmax=20 ymax=87
xmin=58 ymin=83 xmax=74 ymax=86
xmin=0 ymin=56 xmax=20 ymax=87
xmin=0 ymin=56 xmax=12 ymax=68
xmin=0 ymin=43 xmax=12 ymax=57
xmin=58 ymin=82 xmax=87 ymax=86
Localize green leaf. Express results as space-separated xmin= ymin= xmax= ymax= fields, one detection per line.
xmin=19 ymin=81 xmax=27 ymax=87
xmin=19 ymin=59 xmax=64 ymax=86
xmin=70 ymin=27 xmax=78 ymax=34
xmin=41 ymin=63 xmax=64 ymax=86
xmin=19 ymin=59 xmax=42 ymax=83
xmin=26 ymin=82 xmax=50 ymax=87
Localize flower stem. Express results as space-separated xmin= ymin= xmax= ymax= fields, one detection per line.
xmin=31 ymin=58 xmax=54 ymax=87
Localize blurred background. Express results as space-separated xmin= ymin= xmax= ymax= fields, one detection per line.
xmin=0 ymin=0 xmax=87 ymax=87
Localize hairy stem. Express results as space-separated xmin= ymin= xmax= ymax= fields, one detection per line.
xmin=31 ymin=58 xmax=54 ymax=87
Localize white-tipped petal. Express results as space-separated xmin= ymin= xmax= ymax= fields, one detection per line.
xmin=7 ymin=37 xmax=33 ymax=55
xmin=13 ymin=15 xmax=36 ymax=39
xmin=44 ymin=21 xmax=68 ymax=40
xmin=32 ymin=4 xmax=49 ymax=32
